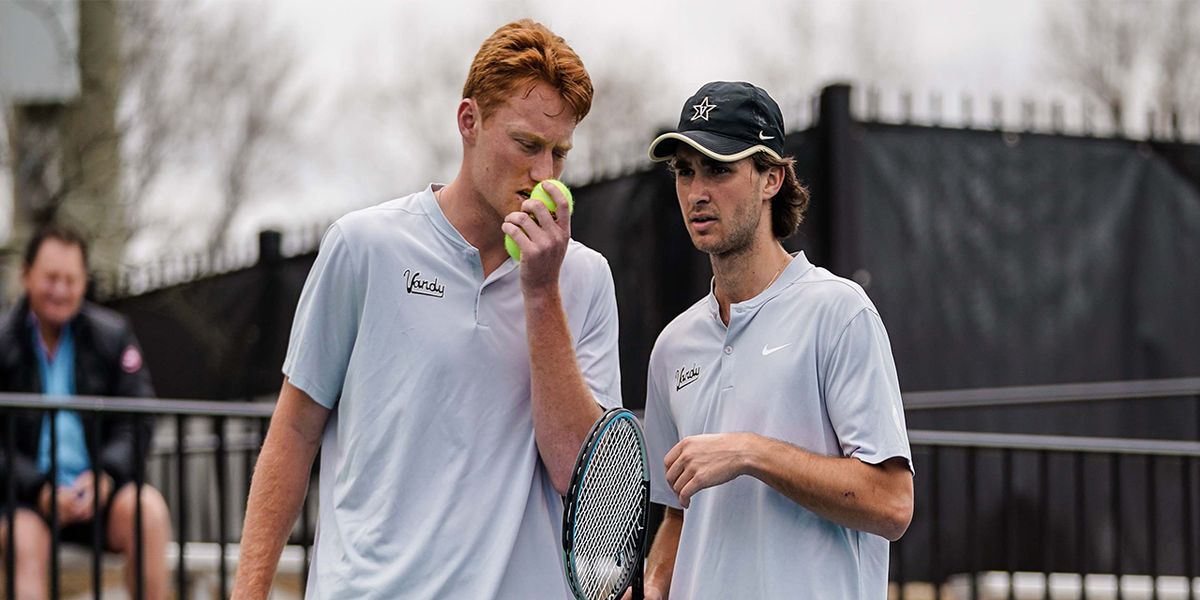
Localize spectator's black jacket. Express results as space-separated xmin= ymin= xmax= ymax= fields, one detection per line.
xmin=0 ymin=298 xmax=155 ymax=505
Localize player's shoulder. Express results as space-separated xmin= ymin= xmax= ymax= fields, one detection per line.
xmin=564 ymin=239 xmax=612 ymax=275
xmin=665 ymin=296 xmax=711 ymax=331
xmin=788 ymin=264 xmax=879 ymax=319
xmin=321 ymin=189 xmax=443 ymax=259
xmin=333 ymin=189 xmax=430 ymax=237
xmin=650 ymin=296 xmax=710 ymax=356
xmin=557 ymin=241 xmax=616 ymax=309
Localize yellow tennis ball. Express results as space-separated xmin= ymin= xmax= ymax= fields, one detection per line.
xmin=504 ymin=235 xmax=522 ymax=262
xmin=531 ymin=178 xmax=574 ymax=215
xmin=505 ymin=179 xmax=574 ymax=262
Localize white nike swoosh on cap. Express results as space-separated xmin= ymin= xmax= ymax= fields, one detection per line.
xmin=758 ymin=131 xmax=775 ymax=140
xmin=762 ymin=343 xmax=791 ymax=356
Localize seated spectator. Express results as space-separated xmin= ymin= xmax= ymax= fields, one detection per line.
xmin=0 ymin=224 xmax=171 ymax=600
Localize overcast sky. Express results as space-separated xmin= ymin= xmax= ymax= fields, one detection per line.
xmin=200 ymin=0 xmax=1056 ymax=258
xmin=287 ymin=0 xmax=1047 ymax=95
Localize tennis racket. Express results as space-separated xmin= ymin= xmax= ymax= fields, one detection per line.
xmin=562 ymin=407 xmax=650 ymax=600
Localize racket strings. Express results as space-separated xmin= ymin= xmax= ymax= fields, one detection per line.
xmin=572 ymin=420 xmax=647 ymax=600
xmin=578 ymin=449 xmax=641 ymax=598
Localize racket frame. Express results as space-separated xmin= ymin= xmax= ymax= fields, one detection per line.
xmin=561 ymin=407 xmax=651 ymax=600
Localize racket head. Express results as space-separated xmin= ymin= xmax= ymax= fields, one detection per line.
xmin=562 ymin=407 xmax=651 ymax=600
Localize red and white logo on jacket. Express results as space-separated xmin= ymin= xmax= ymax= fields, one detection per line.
xmin=120 ymin=345 xmax=143 ymax=374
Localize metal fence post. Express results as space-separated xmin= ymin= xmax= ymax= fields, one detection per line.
xmin=49 ymin=409 xmax=59 ymax=600
xmin=89 ymin=414 xmax=102 ymax=600
xmin=817 ymin=83 xmax=860 ymax=277
xmin=216 ymin=415 xmax=229 ymax=598
xmin=176 ymin=414 xmax=189 ymax=599
xmin=134 ymin=412 xmax=145 ymax=600
xmin=5 ymin=413 xmax=16 ymax=600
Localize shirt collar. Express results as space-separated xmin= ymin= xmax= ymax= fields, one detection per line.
xmin=417 ymin=183 xmax=475 ymax=251
xmin=706 ymin=251 xmax=816 ymax=317
xmin=27 ymin=311 xmax=75 ymax=363
xmin=416 ymin=183 xmax=520 ymax=281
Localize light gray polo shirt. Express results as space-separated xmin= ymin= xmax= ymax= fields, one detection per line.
xmin=644 ymin=252 xmax=911 ymax=600
xmin=283 ymin=185 xmax=622 ymax=599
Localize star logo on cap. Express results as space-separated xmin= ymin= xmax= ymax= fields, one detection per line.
xmin=690 ymin=97 xmax=717 ymax=121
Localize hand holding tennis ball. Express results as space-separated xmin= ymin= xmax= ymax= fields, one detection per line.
xmin=505 ymin=179 xmax=574 ymax=262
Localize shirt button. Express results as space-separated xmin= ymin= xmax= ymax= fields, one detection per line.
xmin=724 ymin=346 xmax=733 ymax=355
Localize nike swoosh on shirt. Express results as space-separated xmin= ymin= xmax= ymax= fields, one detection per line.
xmin=762 ymin=343 xmax=791 ymax=356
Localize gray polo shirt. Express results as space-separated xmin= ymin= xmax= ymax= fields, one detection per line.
xmin=644 ymin=252 xmax=911 ymax=600
xmin=283 ymin=185 xmax=622 ymax=599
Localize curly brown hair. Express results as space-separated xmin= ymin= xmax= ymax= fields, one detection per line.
xmin=752 ymin=153 xmax=809 ymax=239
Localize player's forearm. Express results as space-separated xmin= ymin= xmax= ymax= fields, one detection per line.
xmin=744 ymin=435 xmax=913 ymax=541
xmin=645 ymin=507 xmax=682 ymax=598
xmin=233 ymin=436 xmax=318 ymax=597
xmin=524 ymin=287 xmax=603 ymax=493
xmin=232 ymin=398 xmax=325 ymax=598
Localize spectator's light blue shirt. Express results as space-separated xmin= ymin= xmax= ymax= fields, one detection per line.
xmin=32 ymin=317 xmax=91 ymax=487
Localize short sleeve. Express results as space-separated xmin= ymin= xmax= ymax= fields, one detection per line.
xmin=574 ymin=258 xmax=622 ymax=410
xmin=282 ymin=224 xmax=364 ymax=409
xmin=822 ymin=309 xmax=913 ymax=473
xmin=644 ymin=351 xmax=683 ymax=508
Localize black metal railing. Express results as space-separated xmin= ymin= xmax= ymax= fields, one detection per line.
xmin=893 ymin=378 xmax=1200 ymax=600
xmin=0 ymin=393 xmax=315 ymax=599
xmin=892 ymin=431 xmax=1200 ymax=600
xmin=904 ymin=377 xmax=1200 ymax=412
xmin=5 ymin=378 xmax=1200 ymax=598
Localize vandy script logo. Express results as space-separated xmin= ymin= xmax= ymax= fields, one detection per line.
xmin=403 ymin=269 xmax=445 ymax=298
xmin=675 ymin=363 xmax=701 ymax=391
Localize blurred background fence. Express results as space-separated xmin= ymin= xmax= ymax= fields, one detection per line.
xmin=91 ymin=84 xmax=1200 ymax=406
xmin=2 ymin=395 xmax=314 ymax=599
xmin=5 ymin=380 xmax=1197 ymax=599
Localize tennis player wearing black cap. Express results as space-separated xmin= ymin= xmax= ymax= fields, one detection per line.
xmin=631 ymin=82 xmax=914 ymax=599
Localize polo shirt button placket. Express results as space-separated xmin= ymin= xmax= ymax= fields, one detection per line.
xmin=719 ymin=343 xmax=735 ymax=391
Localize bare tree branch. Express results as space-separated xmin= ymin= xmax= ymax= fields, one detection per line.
xmin=116 ymin=1 xmax=311 ymax=260
xmin=1046 ymin=0 xmax=1200 ymax=134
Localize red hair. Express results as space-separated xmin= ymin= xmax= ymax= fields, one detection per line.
xmin=463 ymin=19 xmax=593 ymax=123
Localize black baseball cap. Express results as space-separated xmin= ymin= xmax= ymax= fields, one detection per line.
xmin=648 ymin=81 xmax=785 ymax=163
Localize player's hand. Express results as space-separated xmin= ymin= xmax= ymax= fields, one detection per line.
xmin=502 ymin=183 xmax=571 ymax=293
xmin=619 ymin=585 xmax=665 ymax=600
xmin=664 ymin=432 xmax=757 ymax=508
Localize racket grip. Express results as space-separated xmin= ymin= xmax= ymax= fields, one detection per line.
xmin=632 ymin=559 xmax=644 ymax=600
